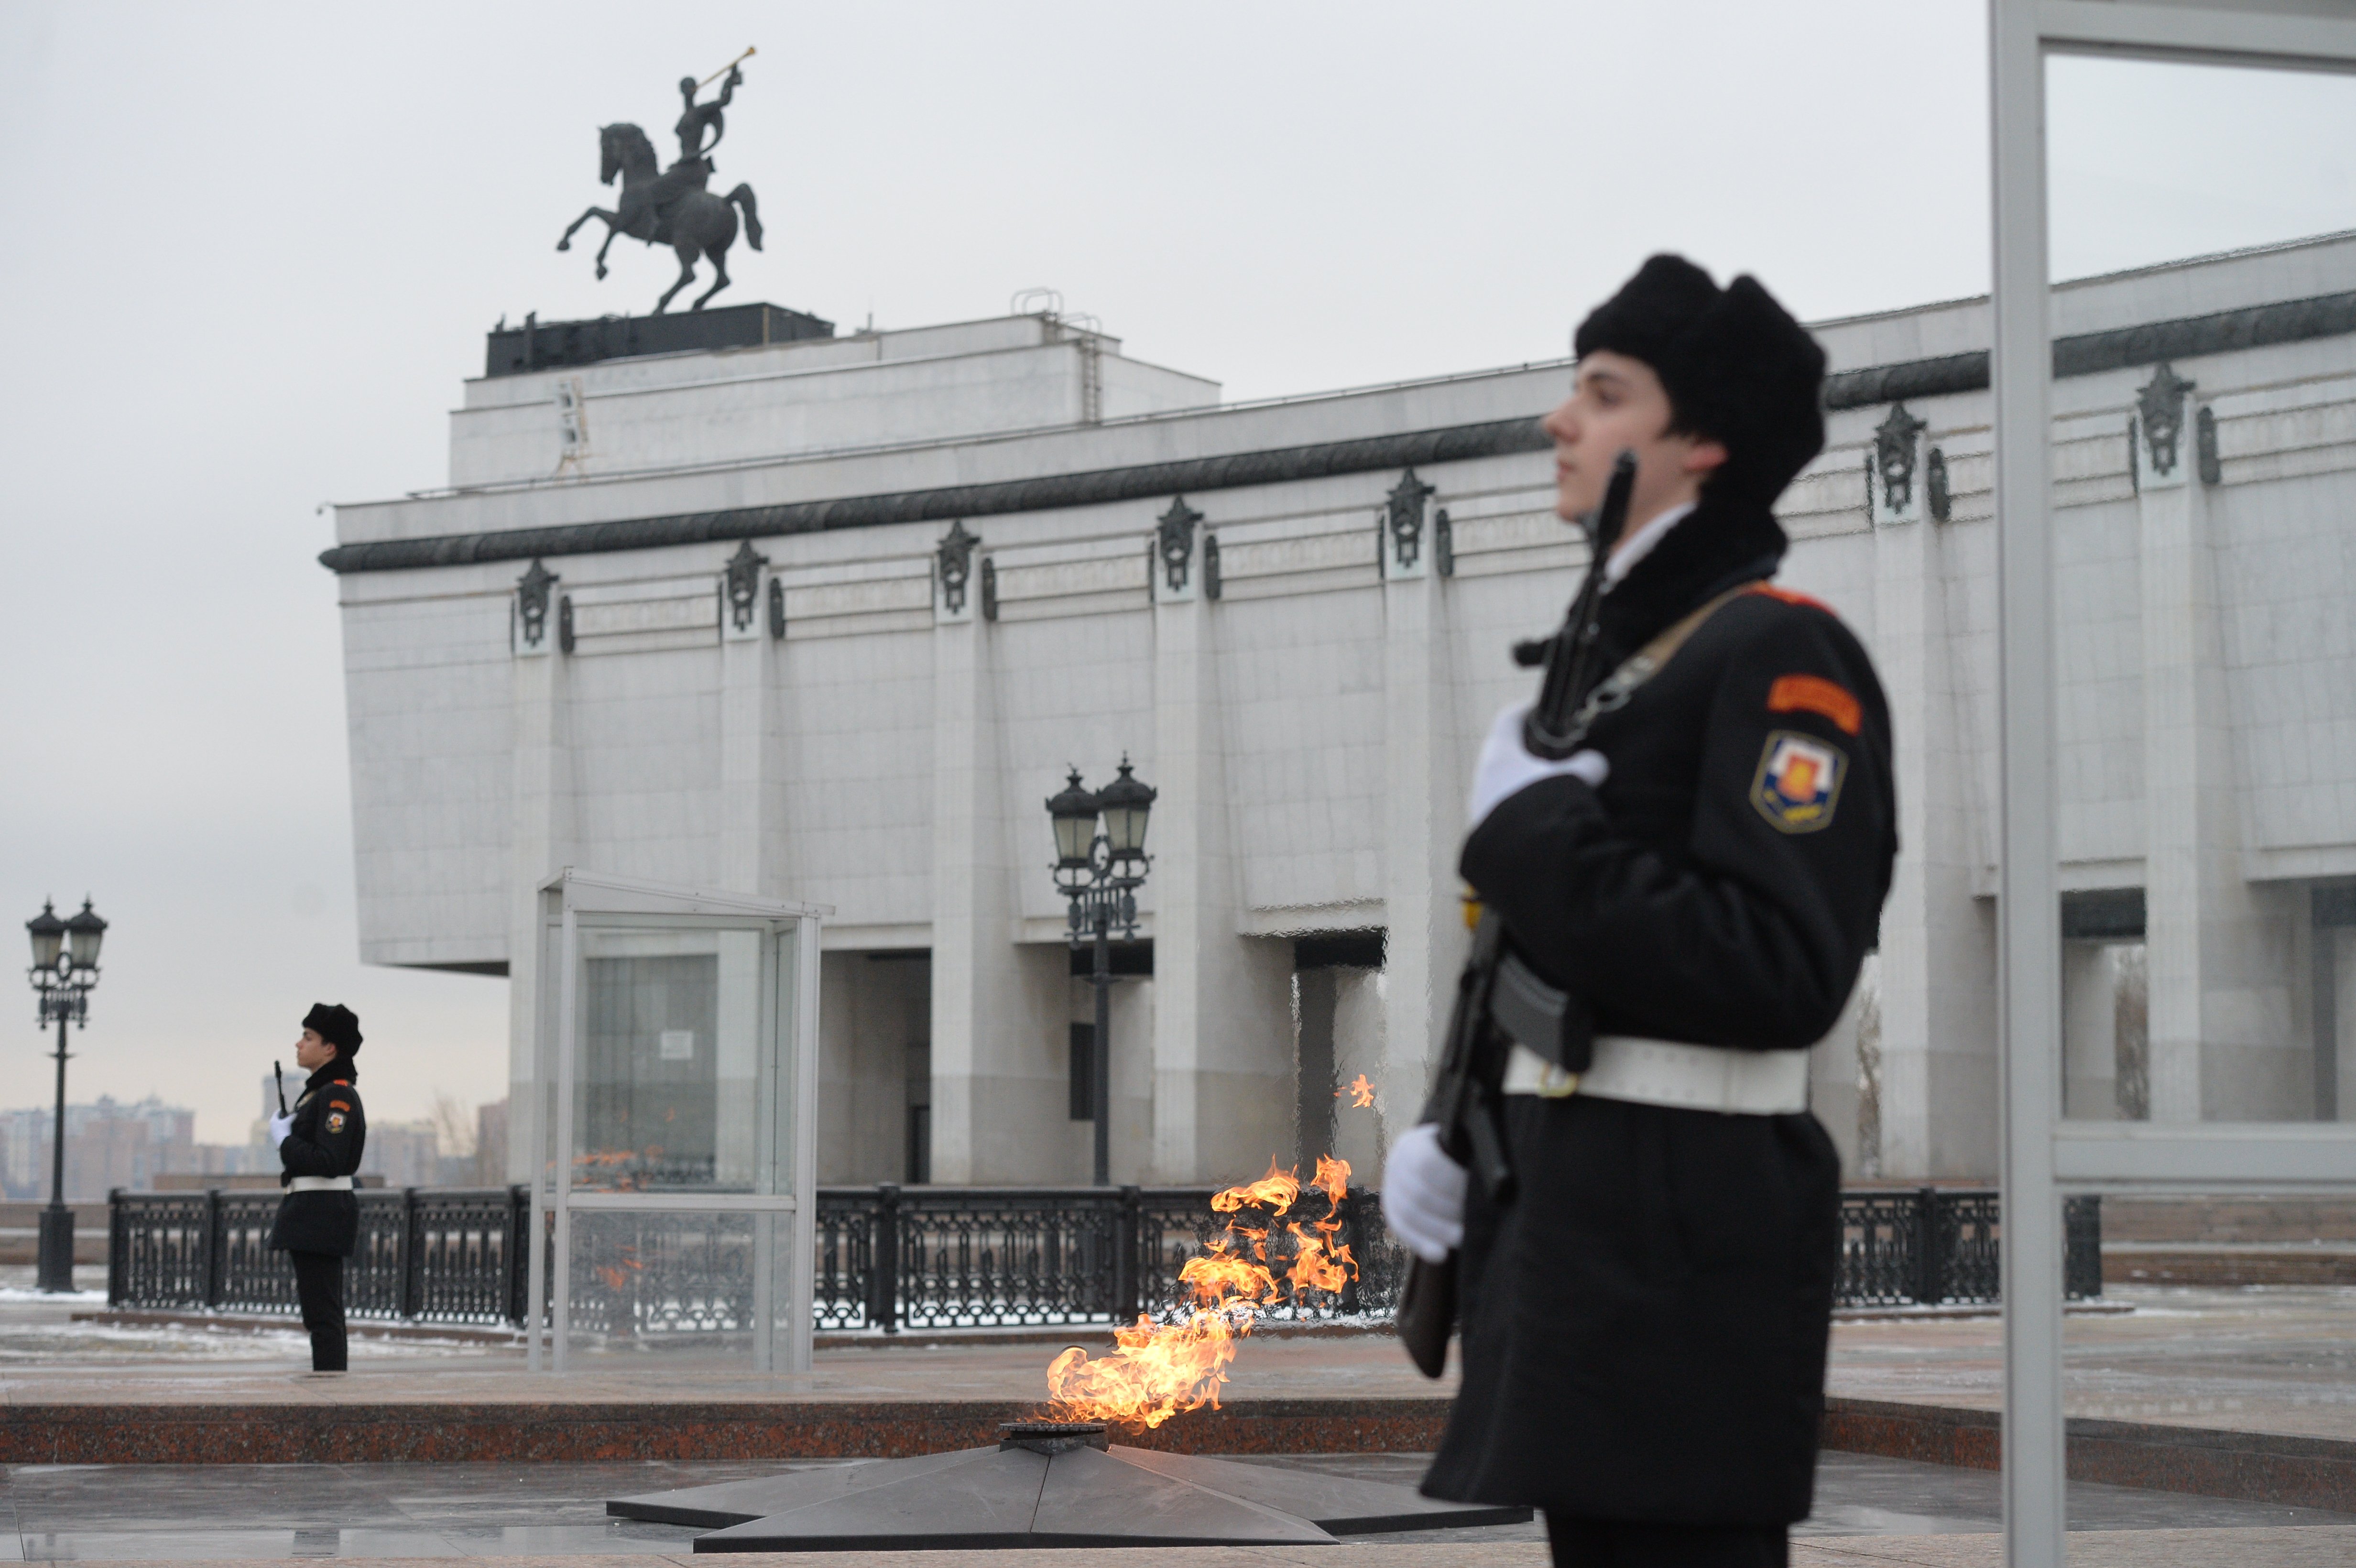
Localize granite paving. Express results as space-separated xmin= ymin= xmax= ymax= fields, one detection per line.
xmin=0 ymin=1449 xmax=2349 ymax=1560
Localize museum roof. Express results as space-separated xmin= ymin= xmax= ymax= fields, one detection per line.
xmin=324 ymin=233 xmax=2356 ymax=575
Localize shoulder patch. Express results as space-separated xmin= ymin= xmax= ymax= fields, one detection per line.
xmin=1746 ymin=582 xmax=1836 ymax=615
xmin=1767 ymin=674 xmax=1862 ymax=736
xmin=328 ymin=1100 xmax=351 ymax=1111
xmin=325 ymin=1111 xmax=349 ymax=1135
xmin=1750 ymin=730 xmax=1848 ymax=833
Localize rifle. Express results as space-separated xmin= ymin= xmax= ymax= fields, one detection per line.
xmin=1395 ymin=449 xmax=1638 ymax=1379
xmin=273 ymin=1061 xmax=288 ymax=1117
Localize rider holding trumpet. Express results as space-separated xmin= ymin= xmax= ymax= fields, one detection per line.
xmin=675 ymin=48 xmax=753 ymax=174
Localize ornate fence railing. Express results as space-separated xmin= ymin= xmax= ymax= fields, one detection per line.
xmin=109 ymin=1187 xmax=529 ymax=1325
xmin=1836 ymin=1188 xmax=2102 ymax=1307
xmin=112 ymin=1184 xmax=2096 ymax=1330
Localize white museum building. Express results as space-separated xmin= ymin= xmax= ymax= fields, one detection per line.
xmin=326 ymin=233 xmax=2356 ymax=1188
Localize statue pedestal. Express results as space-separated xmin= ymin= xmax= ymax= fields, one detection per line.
xmin=486 ymin=302 xmax=832 ymax=378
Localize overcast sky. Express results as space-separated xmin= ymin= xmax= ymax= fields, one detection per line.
xmin=1 ymin=3 xmax=2350 ymax=1146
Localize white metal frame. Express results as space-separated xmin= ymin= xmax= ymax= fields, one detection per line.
xmin=523 ymin=868 xmax=827 ymax=1376
xmin=1987 ymin=4 xmax=2356 ymax=1562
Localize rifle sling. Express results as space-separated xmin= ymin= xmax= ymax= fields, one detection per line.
xmin=1495 ymin=580 xmax=1759 ymax=1067
xmin=1549 ymin=580 xmax=1758 ymax=751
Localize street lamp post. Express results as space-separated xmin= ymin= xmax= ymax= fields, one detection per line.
xmin=1046 ymin=759 xmax=1155 ymax=1187
xmin=24 ymin=899 xmax=105 ymax=1293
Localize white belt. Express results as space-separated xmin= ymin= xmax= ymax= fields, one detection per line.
xmin=288 ymin=1176 xmax=354 ymax=1192
xmin=1501 ymin=1036 xmax=1810 ymax=1114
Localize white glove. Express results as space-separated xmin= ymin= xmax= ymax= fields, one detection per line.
xmin=1469 ymin=701 xmax=1609 ymax=830
xmin=268 ymin=1112 xmax=294 ymax=1149
xmin=1381 ymin=1123 xmax=1469 ymax=1265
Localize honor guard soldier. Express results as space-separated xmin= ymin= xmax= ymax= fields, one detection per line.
xmin=267 ymin=1003 xmax=369 ymax=1372
xmin=1384 ymin=256 xmax=1898 ymax=1567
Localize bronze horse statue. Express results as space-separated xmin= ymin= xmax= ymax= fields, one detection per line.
xmin=558 ymin=122 xmax=764 ymax=313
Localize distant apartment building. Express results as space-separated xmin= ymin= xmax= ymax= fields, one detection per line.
xmin=0 ymin=1098 xmax=196 ymax=1200
xmin=475 ymin=1100 xmax=509 ymax=1187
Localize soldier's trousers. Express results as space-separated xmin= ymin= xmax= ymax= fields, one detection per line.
xmin=290 ymin=1251 xmax=348 ymax=1372
xmin=1546 ymin=1514 xmax=1787 ymax=1567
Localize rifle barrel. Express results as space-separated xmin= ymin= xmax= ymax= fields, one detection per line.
xmin=1523 ymin=450 xmax=1637 ymax=760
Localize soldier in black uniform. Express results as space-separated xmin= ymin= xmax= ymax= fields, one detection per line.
xmin=1383 ymin=256 xmax=1898 ymax=1567
xmin=267 ymin=1003 xmax=369 ymax=1372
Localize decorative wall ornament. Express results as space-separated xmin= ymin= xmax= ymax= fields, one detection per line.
xmin=981 ymin=557 xmax=999 ymax=621
xmin=1202 ymin=532 xmax=1222 ymax=601
xmin=1156 ymin=497 xmax=1203 ymax=594
xmin=936 ymin=521 xmax=979 ymax=616
xmin=2195 ymin=404 xmax=2222 ymax=485
xmin=1873 ymin=403 xmax=1929 ymax=520
xmin=516 ymin=559 xmax=559 ymax=653
xmin=724 ymin=540 xmax=769 ymax=634
xmin=766 ymin=576 xmax=786 ymax=640
xmin=557 ymin=595 xmax=576 ymax=654
xmin=2136 ymin=363 xmax=2196 ymax=478
xmin=1434 ymin=508 xmax=1455 ymax=577
xmin=1386 ymin=469 xmax=1435 ymax=575
xmin=1926 ymin=448 xmax=1951 ymax=522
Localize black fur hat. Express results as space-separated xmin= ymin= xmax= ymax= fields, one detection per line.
xmin=1574 ymin=254 xmax=1827 ymax=505
xmin=303 ymin=1002 xmax=362 ymax=1055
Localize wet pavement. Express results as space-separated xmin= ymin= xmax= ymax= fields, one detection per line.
xmin=0 ymin=1448 xmax=2346 ymax=1561
xmin=1830 ymin=1285 xmax=2356 ymax=1445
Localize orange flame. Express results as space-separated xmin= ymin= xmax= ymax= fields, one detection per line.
xmin=1179 ymin=1244 xmax=1279 ymax=1307
xmin=1044 ymin=1308 xmax=1246 ymax=1429
xmin=1283 ymin=1224 xmax=1358 ymax=1294
xmin=1042 ymin=1150 xmax=1359 ymax=1430
xmin=1211 ymin=1157 xmax=1301 ymax=1216
xmin=1345 ymin=1073 xmax=1375 ymax=1108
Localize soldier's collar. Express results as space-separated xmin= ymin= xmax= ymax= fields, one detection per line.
xmin=1603 ymin=501 xmax=1699 ymax=590
xmin=1599 ymin=496 xmax=1787 ymax=645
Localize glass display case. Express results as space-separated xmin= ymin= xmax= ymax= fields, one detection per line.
xmin=526 ymin=870 xmax=824 ymax=1372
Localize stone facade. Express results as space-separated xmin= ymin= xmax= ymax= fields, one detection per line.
xmin=328 ymin=235 xmax=2356 ymax=1185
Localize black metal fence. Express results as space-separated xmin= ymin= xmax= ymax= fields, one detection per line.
xmin=811 ymin=1185 xmax=1401 ymax=1333
xmin=111 ymin=1185 xmax=2096 ymax=1330
xmin=1837 ymin=1188 xmax=2104 ymax=1307
xmin=108 ymin=1187 xmax=528 ymax=1325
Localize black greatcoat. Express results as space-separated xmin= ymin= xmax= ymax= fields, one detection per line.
xmin=267 ymin=1058 xmax=368 ymax=1257
xmin=1420 ymin=496 xmax=1897 ymax=1527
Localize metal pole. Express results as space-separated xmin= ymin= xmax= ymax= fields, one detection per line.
xmin=1092 ymin=899 xmax=1112 ymax=1187
xmin=1989 ymin=1 xmax=2065 ymax=1560
xmin=39 ymin=1009 xmax=74 ymax=1291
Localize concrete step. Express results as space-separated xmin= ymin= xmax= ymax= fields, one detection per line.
xmin=2104 ymin=1243 xmax=2356 ymax=1287
xmin=2103 ymin=1196 xmax=2356 ymax=1245
xmin=0 ymin=1229 xmax=109 ymax=1265
xmin=0 ymin=1391 xmax=2342 ymax=1514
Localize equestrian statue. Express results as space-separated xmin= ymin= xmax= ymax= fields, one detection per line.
xmin=558 ymin=48 xmax=766 ymax=313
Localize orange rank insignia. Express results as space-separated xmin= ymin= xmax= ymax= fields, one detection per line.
xmin=1767 ymin=673 xmax=1862 ymax=736
xmin=1750 ymin=730 xmax=1846 ymax=833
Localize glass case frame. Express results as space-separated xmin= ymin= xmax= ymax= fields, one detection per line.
xmin=1988 ymin=5 xmax=2356 ymax=1562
